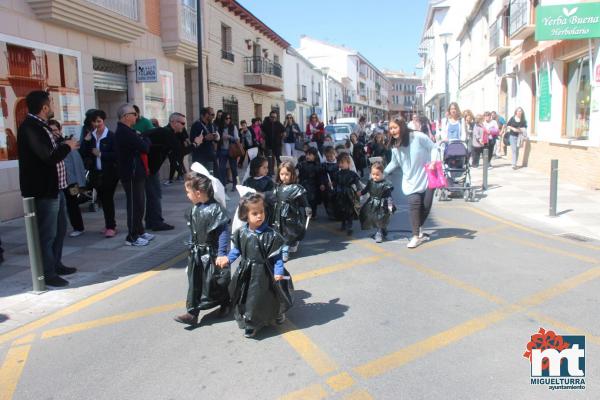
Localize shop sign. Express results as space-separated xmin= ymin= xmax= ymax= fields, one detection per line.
xmin=416 ymin=85 xmax=425 ymax=94
xmin=135 ymin=59 xmax=158 ymax=82
xmin=536 ymin=3 xmax=600 ymax=41
xmin=538 ymin=67 xmax=551 ymax=122
xmin=344 ymin=105 xmax=354 ymax=113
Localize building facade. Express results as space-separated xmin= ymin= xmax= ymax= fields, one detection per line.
xmin=282 ymin=47 xmax=323 ymax=127
xmin=385 ymin=70 xmax=423 ymax=119
xmin=297 ymin=36 xmax=390 ymax=122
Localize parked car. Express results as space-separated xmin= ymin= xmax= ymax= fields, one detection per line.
xmin=336 ymin=117 xmax=358 ymax=133
xmin=325 ymin=124 xmax=352 ymax=146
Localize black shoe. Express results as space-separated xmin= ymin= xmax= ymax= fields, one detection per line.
xmin=217 ymin=304 xmax=231 ymax=318
xmin=244 ymin=328 xmax=257 ymax=338
xmin=340 ymin=221 xmax=346 ymax=231
xmin=56 ymin=266 xmax=77 ymax=275
xmin=45 ymin=276 xmax=69 ymax=287
xmin=346 ymin=228 xmax=353 ymax=236
xmin=275 ymin=314 xmax=286 ymax=325
xmin=174 ymin=313 xmax=198 ymax=326
xmin=152 ymin=223 xmax=175 ymax=231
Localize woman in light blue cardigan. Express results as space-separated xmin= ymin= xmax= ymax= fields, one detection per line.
xmin=384 ymin=118 xmax=439 ymax=249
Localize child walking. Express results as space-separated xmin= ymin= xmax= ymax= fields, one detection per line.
xmin=243 ymin=156 xmax=275 ymax=193
xmin=221 ymin=193 xmax=293 ymax=338
xmin=350 ymin=133 xmax=367 ymax=177
xmin=331 ymin=153 xmax=361 ymax=235
xmin=272 ymin=162 xmax=310 ymax=262
xmin=174 ymin=172 xmax=231 ymax=326
xmin=359 ymin=162 xmax=395 ymax=243
xmin=321 ymin=147 xmax=339 ymax=220
xmin=298 ymin=147 xmax=322 ymax=219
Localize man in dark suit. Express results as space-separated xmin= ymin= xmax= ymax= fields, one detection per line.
xmin=262 ymin=111 xmax=285 ymax=175
xmin=189 ymin=107 xmax=220 ymax=174
xmin=114 ymin=103 xmax=153 ymax=246
xmin=18 ymin=90 xmax=79 ymax=287
xmin=142 ymin=112 xmax=185 ymax=231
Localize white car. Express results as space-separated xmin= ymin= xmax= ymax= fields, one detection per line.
xmin=325 ymin=124 xmax=352 ymax=146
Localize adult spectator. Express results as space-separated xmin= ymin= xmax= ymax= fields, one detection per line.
xmin=283 ymin=114 xmax=301 ymax=157
xmin=440 ymin=103 xmax=466 ymax=142
xmin=18 ymin=90 xmax=79 ymax=286
xmin=463 ymin=109 xmax=475 ymax=154
xmin=166 ymin=125 xmax=189 ymax=185
xmin=407 ymin=113 xmax=421 ymax=131
xmin=189 ymin=107 xmax=220 ymax=173
xmin=420 ymin=116 xmax=435 ymax=142
xmin=114 ymin=103 xmax=153 ymax=246
xmin=48 ymin=120 xmax=86 ymax=238
xmin=306 ymin=113 xmax=325 ymax=152
xmin=384 ymin=117 xmax=438 ymax=249
xmin=505 ymin=107 xmax=528 ymax=170
xmin=132 ymin=105 xmax=154 ymax=133
xmin=355 ymin=116 xmax=369 ymax=144
xmin=262 ymin=111 xmax=285 ymax=175
xmin=143 ymin=113 xmax=184 ymax=231
xmin=81 ymin=109 xmax=119 ymax=238
xmin=79 ymin=108 xmax=97 ymax=143
xmin=216 ymin=112 xmax=240 ymax=191
xmin=491 ymin=111 xmax=506 ymax=157
xmin=483 ymin=111 xmax=500 ymax=168
xmin=251 ymin=117 xmax=264 ymax=154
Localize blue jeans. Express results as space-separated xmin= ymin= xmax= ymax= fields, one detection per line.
xmin=217 ymin=149 xmax=237 ymax=188
xmin=35 ymin=192 xmax=67 ymax=279
xmin=145 ymin=173 xmax=163 ymax=229
xmin=509 ymin=135 xmax=519 ymax=167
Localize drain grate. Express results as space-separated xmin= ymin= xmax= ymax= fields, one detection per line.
xmin=557 ymin=233 xmax=594 ymax=242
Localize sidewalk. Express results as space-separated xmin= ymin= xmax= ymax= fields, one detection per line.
xmin=469 ymin=156 xmax=600 ymax=241
xmin=0 ymin=179 xmax=237 ymax=336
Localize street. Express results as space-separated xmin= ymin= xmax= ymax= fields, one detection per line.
xmin=1 ymin=167 xmax=599 ymax=400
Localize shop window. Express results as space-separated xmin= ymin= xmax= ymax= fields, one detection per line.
xmin=222 ymin=96 xmax=239 ymax=125
xmin=143 ymin=70 xmax=174 ymax=127
xmin=565 ymin=57 xmax=590 ymax=139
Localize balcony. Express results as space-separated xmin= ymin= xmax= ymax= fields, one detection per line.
xmin=243 ymin=57 xmax=283 ymax=92
xmin=27 ymin=0 xmax=145 ymax=43
xmin=161 ymin=1 xmax=199 ymax=64
xmin=490 ymin=17 xmax=510 ymax=56
xmin=221 ymin=50 xmax=234 ymax=62
xmin=509 ymin=0 xmax=535 ymax=40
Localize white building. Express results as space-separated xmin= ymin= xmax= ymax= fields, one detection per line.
xmin=297 ymin=36 xmax=389 ymax=122
xmin=282 ymin=47 xmax=324 ymax=127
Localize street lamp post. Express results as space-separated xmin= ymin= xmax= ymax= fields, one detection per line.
xmin=439 ymin=32 xmax=452 ymax=113
xmin=196 ymin=0 xmax=204 ymax=110
xmin=322 ymin=67 xmax=330 ymax=124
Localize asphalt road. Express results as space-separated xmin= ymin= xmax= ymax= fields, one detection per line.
xmin=1 ymin=170 xmax=599 ymax=400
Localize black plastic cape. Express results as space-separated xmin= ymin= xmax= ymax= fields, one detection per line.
xmin=228 ymin=225 xmax=293 ymax=330
xmin=359 ymin=179 xmax=394 ymax=230
xmin=185 ymin=201 xmax=230 ymax=314
xmin=298 ymin=160 xmax=322 ymax=207
xmin=271 ymin=183 xmax=308 ymax=244
xmin=329 ymin=169 xmax=360 ymax=220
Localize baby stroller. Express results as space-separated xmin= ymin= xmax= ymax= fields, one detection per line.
xmin=437 ymin=140 xmax=475 ymax=201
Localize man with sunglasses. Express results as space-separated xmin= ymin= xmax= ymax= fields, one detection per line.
xmin=142 ymin=112 xmax=185 ymax=231
xmin=262 ymin=111 xmax=285 ymax=175
xmin=190 ymin=107 xmax=220 ymax=174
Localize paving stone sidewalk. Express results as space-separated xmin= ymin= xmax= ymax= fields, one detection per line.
xmin=470 ymin=156 xmax=600 ymax=241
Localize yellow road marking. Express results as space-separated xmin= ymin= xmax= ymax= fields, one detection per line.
xmin=354 ymin=265 xmax=600 ymax=379
xmin=279 ymin=384 xmax=328 ymax=400
xmin=0 ymin=251 xmax=187 ymax=346
xmin=343 ymin=389 xmax=375 ymax=400
xmin=0 ymin=344 xmax=31 ymax=400
xmin=498 ymin=234 xmax=598 ymax=264
xmin=11 ymin=334 xmax=35 ymax=346
xmin=294 ymin=256 xmax=384 ymax=282
xmin=41 ymin=302 xmax=185 ymax=339
xmin=279 ymin=321 xmax=339 ymax=376
xmin=457 ymin=205 xmax=600 ymax=251
xmin=326 ymin=372 xmax=355 ymax=392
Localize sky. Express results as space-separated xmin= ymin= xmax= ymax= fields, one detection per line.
xmin=237 ymin=0 xmax=428 ymax=74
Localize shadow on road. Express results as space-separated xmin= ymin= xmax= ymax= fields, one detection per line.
xmin=0 ymin=313 xmax=9 ymax=323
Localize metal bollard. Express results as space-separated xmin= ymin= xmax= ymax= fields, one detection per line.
xmin=549 ymin=159 xmax=558 ymax=217
xmin=23 ymin=197 xmax=46 ymax=293
xmin=482 ymin=147 xmax=489 ymax=191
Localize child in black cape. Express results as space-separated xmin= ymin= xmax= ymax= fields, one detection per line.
xmin=332 ymin=152 xmax=361 ymax=235
xmin=359 ymin=162 xmax=395 ymax=243
xmin=298 ymin=147 xmax=322 ymax=219
xmin=321 ymin=147 xmax=339 ymax=220
xmin=350 ymin=133 xmax=367 ymax=177
xmin=174 ymin=172 xmax=231 ymax=326
xmin=243 ymin=156 xmax=275 ymax=193
xmin=222 ymin=193 xmax=294 ymax=338
xmin=272 ymin=161 xmax=310 ymax=262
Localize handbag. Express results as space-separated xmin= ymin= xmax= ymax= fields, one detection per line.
xmin=425 ymin=161 xmax=447 ymax=189
xmin=228 ymin=142 xmax=245 ymax=159
xmin=502 ymin=132 xmax=510 ymax=146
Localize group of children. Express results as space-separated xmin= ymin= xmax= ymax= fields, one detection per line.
xmin=174 ymin=143 xmax=396 ymax=339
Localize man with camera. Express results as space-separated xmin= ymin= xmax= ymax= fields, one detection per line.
xmin=18 ymin=90 xmax=80 ymax=287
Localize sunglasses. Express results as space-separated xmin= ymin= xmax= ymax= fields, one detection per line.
xmin=225 ymin=117 xmax=231 ymax=120
xmin=126 ymin=112 xmax=138 ymax=117
xmin=176 ymin=120 xmax=186 ymax=125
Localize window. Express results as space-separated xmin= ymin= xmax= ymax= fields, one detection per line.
xmin=565 ymin=56 xmax=590 ymax=139
xmin=144 ymin=70 xmax=174 ymax=127
xmin=221 ymin=24 xmax=233 ymax=61
xmin=273 ymin=55 xmax=280 ymax=65
xmin=222 ymin=96 xmax=239 ymax=125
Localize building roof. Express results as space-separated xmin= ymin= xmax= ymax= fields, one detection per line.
xmin=420 ymin=0 xmax=452 ymax=43
xmin=214 ymin=0 xmax=290 ymax=49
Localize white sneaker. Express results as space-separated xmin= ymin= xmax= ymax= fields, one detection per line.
xmin=140 ymin=232 xmax=155 ymax=241
xmin=407 ymin=235 xmax=422 ymax=249
xmin=69 ymin=230 xmax=84 ymax=237
xmin=125 ymin=237 xmax=149 ymax=246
